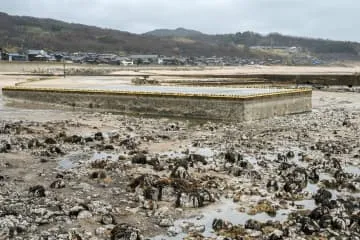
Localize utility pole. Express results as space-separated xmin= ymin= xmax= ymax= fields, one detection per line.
xmin=63 ymin=59 xmax=66 ymax=78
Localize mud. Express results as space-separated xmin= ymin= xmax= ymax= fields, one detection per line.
xmin=1 ymin=79 xmax=360 ymax=239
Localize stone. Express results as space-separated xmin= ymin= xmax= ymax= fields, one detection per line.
xmin=77 ymin=210 xmax=93 ymax=220
xmin=159 ymin=218 xmax=174 ymax=227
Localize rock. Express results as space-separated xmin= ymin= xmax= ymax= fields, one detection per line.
xmin=188 ymin=224 xmax=206 ymax=233
xmin=90 ymin=171 xmax=107 ymax=179
xmin=29 ymin=185 xmax=46 ymax=197
xmin=118 ymin=155 xmax=127 ymax=160
xmin=266 ymin=180 xmax=279 ymax=192
xmin=286 ymin=151 xmax=295 ymax=158
xmin=343 ymin=118 xmax=352 ymax=127
xmin=245 ymin=219 xmax=262 ymax=231
xmin=269 ymin=229 xmax=283 ymax=240
xmin=94 ymin=132 xmax=104 ymax=141
xmin=314 ymin=188 xmax=332 ymax=205
xmin=179 ymin=221 xmax=194 ymax=232
xmin=167 ymin=226 xmax=179 ymax=237
xmin=300 ymin=217 xmax=320 ymax=235
xmin=77 ymin=210 xmax=93 ymax=220
xmin=188 ymin=154 xmax=207 ymax=165
xmin=142 ymin=200 xmax=157 ymax=210
xmin=85 ymin=137 xmax=94 ymax=142
xmin=131 ymin=154 xmax=147 ymax=164
xmin=95 ymin=227 xmax=107 ymax=236
xmin=166 ymin=123 xmax=179 ymax=131
xmin=110 ymin=223 xmax=142 ymax=240
xmin=104 ymin=145 xmax=115 ymax=150
xmin=225 ymin=151 xmax=242 ymax=163
xmin=101 ymin=214 xmax=115 ymax=225
xmin=159 ymin=218 xmax=174 ymax=227
xmin=69 ymin=205 xmax=88 ymax=217
xmin=64 ymin=135 xmax=83 ymax=144
xmin=213 ymin=219 xmax=230 ymax=231
xmin=249 ymin=230 xmax=262 ymax=237
xmin=50 ymin=179 xmax=65 ymax=189
xmin=68 ymin=229 xmax=83 ymax=240
xmin=44 ymin=138 xmax=57 ymax=145
xmin=308 ymin=168 xmax=319 ymax=183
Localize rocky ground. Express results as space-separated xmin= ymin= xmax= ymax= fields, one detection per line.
xmin=0 ymin=87 xmax=360 ymax=240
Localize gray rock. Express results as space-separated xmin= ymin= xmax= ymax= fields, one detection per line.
xmin=159 ymin=218 xmax=174 ymax=227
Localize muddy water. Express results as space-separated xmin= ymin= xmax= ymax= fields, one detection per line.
xmin=151 ymin=195 xmax=319 ymax=240
xmin=57 ymin=146 xmax=360 ymax=239
xmin=58 ymin=151 xmax=119 ymax=169
xmin=151 ymin=198 xmax=290 ymax=240
xmin=151 ymin=146 xmax=360 ymax=239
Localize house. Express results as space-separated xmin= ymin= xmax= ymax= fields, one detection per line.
xmin=97 ymin=53 xmax=118 ymax=64
xmin=27 ymin=50 xmax=49 ymax=61
xmin=159 ymin=57 xmax=179 ymax=65
xmin=8 ymin=53 xmax=26 ymax=62
xmin=129 ymin=55 xmax=158 ymax=64
xmin=0 ymin=48 xmax=9 ymax=61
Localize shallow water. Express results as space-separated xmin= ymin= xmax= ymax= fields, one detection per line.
xmin=344 ymin=165 xmax=360 ymax=175
xmin=58 ymin=151 xmax=119 ymax=169
xmin=159 ymin=147 xmax=216 ymax=160
xmin=58 ymin=152 xmax=92 ymax=169
xmin=151 ymin=198 xmax=290 ymax=240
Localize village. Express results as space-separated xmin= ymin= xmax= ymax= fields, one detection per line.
xmin=0 ymin=47 xmax=323 ymax=66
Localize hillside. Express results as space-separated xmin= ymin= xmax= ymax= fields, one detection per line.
xmin=0 ymin=12 xmax=246 ymax=57
xmin=145 ymin=28 xmax=360 ymax=58
xmin=0 ymin=12 xmax=360 ymax=59
xmin=144 ymin=28 xmax=203 ymax=38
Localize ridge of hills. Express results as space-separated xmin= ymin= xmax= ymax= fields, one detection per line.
xmin=1 ymin=12 xmax=359 ymax=59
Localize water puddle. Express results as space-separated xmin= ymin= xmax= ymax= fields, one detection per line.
xmin=91 ymin=151 xmax=118 ymax=161
xmin=151 ymin=198 xmax=290 ymax=240
xmin=59 ymin=158 xmax=75 ymax=169
xmin=58 ymin=152 xmax=92 ymax=169
xmin=159 ymin=147 xmax=216 ymax=160
xmin=344 ymin=165 xmax=360 ymax=175
xmin=58 ymin=151 xmax=118 ymax=169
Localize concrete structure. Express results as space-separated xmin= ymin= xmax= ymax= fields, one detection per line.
xmin=2 ymin=86 xmax=312 ymax=121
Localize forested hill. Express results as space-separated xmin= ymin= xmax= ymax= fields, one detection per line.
xmin=1 ymin=12 xmax=360 ymax=59
xmin=145 ymin=29 xmax=360 ymax=56
xmin=0 ymin=12 xmax=246 ymax=56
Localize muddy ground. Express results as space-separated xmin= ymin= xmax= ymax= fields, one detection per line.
xmin=1 ymin=75 xmax=360 ymax=239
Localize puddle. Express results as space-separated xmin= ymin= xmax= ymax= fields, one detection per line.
xmin=58 ymin=151 xmax=118 ymax=169
xmin=58 ymin=152 xmax=92 ymax=169
xmin=151 ymin=198 xmax=297 ymax=240
xmin=194 ymin=147 xmax=215 ymax=158
xmin=159 ymin=147 xmax=216 ymax=160
xmin=344 ymin=165 xmax=360 ymax=175
xmin=305 ymin=183 xmax=319 ymax=193
xmin=91 ymin=151 xmax=118 ymax=161
xmin=59 ymin=158 xmax=75 ymax=169
xmin=296 ymin=199 xmax=317 ymax=210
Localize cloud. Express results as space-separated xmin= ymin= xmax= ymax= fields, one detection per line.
xmin=1 ymin=0 xmax=359 ymax=41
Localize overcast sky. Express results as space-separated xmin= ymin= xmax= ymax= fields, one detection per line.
xmin=2 ymin=0 xmax=359 ymax=42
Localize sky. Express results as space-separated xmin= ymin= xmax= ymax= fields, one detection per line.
xmin=2 ymin=0 xmax=359 ymax=42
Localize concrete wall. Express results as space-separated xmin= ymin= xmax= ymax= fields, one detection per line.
xmin=2 ymin=87 xmax=312 ymax=121
xmin=243 ymin=91 xmax=312 ymax=121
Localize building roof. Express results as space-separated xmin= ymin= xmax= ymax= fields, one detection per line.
xmin=28 ymin=50 xmax=46 ymax=55
xmin=129 ymin=55 xmax=158 ymax=59
xmin=8 ymin=53 xmax=26 ymax=57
